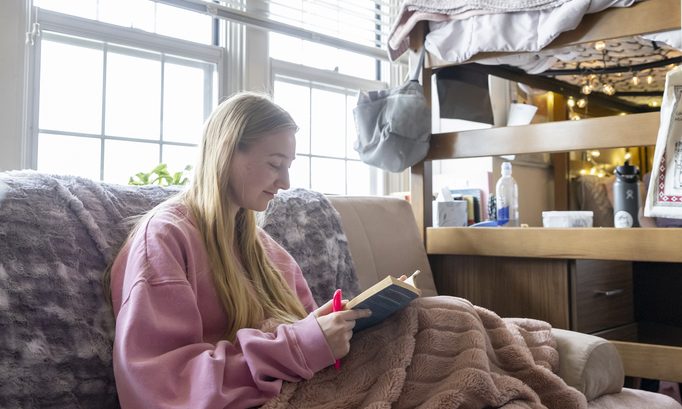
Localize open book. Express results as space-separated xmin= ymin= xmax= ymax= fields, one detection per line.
xmin=347 ymin=271 xmax=422 ymax=332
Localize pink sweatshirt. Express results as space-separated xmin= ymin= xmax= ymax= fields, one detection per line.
xmin=110 ymin=203 xmax=335 ymax=409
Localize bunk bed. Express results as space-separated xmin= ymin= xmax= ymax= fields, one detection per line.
xmin=405 ymin=0 xmax=682 ymax=385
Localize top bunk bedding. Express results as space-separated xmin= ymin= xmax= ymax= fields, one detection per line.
xmin=387 ymin=0 xmax=679 ymax=72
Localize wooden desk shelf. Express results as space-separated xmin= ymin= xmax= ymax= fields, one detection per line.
xmin=427 ymin=227 xmax=682 ymax=263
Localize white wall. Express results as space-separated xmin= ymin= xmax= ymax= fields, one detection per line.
xmin=0 ymin=1 xmax=27 ymax=171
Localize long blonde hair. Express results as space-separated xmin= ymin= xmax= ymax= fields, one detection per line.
xmin=106 ymin=92 xmax=308 ymax=341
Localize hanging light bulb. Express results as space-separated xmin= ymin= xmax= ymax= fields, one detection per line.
xmin=579 ymin=169 xmax=588 ymax=175
xmin=581 ymin=83 xmax=592 ymax=95
xmin=594 ymin=41 xmax=606 ymax=51
xmin=632 ymin=74 xmax=640 ymax=86
xmin=647 ymin=75 xmax=654 ymax=85
xmin=602 ymin=83 xmax=616 ymax=95
xmin=577 ymin=98 xmax=587 ymax=108
xmin=567 ymin=96 xmax=576 ymax=108
xmin=591 ymin=150 xmax=601 ymax=158
xmin=624 ymin=152 xmax=632 ymax=161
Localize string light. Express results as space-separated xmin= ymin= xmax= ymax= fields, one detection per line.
xmin=624 ymin=152 xmax=632 ymax=161
xmin=567 ymin=96 xmax=576 ymax=108
xmin=602 ymin=83 xmax=615 ymax=95
xmin=594 ymin=41 xmax=606 ymax=51
xmin=591 ymin=150 xmax=601 ymax=158
xmin=577 ymin=98 xmax=587 ymax=108
xmin=647 ymin=75 xmax=654 ymax=84
xmin=631 ymin=74 xmax=640 ymax=85
xmin=581 ymin=83 xmax=592 ymax=95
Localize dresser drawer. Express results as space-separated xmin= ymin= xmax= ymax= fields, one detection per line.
xmin=573 ymin=260 xmax=634 ymax=333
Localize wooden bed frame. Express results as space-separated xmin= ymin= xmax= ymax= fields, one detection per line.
xmin=408 ymin=0 xmax=682 ymax=383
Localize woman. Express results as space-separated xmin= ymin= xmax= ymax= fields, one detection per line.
xmin=108 ymin=92 xmax=371 ymax=408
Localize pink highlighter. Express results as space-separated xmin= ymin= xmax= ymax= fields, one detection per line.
xmin=332 ymin=289 xmax=343 ymax=369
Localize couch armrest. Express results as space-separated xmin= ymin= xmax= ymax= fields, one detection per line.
xmin=552 ymin=328 xmax=624 ymax=401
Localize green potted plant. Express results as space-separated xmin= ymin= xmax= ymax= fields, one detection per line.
xmin=128 ymin=164 xmax=192 ymax=186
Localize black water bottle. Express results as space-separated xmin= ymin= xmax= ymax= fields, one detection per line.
xmin=613 ymin=162 xmax=640 ymax=228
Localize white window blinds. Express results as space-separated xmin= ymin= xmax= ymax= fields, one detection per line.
xmin=154 ymin=0 xmax=398 ymax=60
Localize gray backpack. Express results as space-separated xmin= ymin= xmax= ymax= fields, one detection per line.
xmin=352 ymin=48 xmax=431 ymax=173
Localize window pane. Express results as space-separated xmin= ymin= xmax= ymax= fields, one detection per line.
xmin=346 ymin=94 xmax=360 ymax=160
xmin=37 ymin=133 xmax=100 ymax=180
xmin=98 ymin=0 xmax=155 ymax=33
xmin=346 ymin=160 xmax=371 ymax=196
xmin=310 ymin=88 xmax=345 ymax=158
xmin=103 ymin=140 xmax=159 ymax=184
xmin=274 ymin=80 xmax=310 ymax=155
xmin=34 ymin=0 xmax=97 ymax=20
xmin=289 ymin=155 xmax=310 ymax=190
xmin=105 ymin=49 xmax=161 ymax=139
xmin=39 ymin=37 xmax=103 ymax=134
xmin=336 ymin=49 xmax=376 ymax=79
xmin=162 ymin=144 xmax=198 ymax=176
xmin=269 ymin=33 xmax=377 ymax=81
xmin=311 ymin=157 xmax=345 ymax=195
xmin=269 ymin=33 xmax=304 ymax=65
xmin=163 ymin=61 xmax=207 ymax=144
xmin=156 ymin=4 xmax=213 ymax=44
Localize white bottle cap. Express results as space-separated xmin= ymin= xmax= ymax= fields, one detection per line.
xmin=501 ymin=161 xmax=512 ymax=176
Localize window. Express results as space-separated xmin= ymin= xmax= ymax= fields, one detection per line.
xmin=273 ymin=72 xmax=372 ymax=195
xmin=271 ymin=56 xmax=392 ymax=196
xmin=28 ymin=4 xmax=222 ymax=184
xmin=263 ymin=0 xmax=400 ymax=195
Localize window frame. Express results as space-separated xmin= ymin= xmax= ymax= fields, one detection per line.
xmin=25 ymin=7 xmax=225 ymax=179
xmin=270 ymin=58 xmax=388 ymax=195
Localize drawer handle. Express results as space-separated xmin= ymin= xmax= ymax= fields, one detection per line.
xmin=594 ymin=289 xmax=624 ymax=297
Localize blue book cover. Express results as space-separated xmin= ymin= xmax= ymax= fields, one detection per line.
xmin=346 ymin=275 xmax=421 ymax=332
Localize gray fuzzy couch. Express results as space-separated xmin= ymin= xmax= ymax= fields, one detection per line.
xmin=1 ymin=171 xmax=680 ymax=409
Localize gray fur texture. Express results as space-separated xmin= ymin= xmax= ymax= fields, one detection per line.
xmin=0 ymin=171 xmax=178 ymax=409
xmin=259 ymin=188 xmax=361 ymax=305
xmin=0 ymin=173 xmax=359 ymax=407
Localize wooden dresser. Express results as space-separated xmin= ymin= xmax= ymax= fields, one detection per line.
xmin=430 ymin=254 xmax=635 ymax=336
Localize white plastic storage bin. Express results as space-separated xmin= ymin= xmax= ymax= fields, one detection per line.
xmin=542 ymin=211 xmax=593 ymax=228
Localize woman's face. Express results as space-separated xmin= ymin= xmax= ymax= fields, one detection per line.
xmin=227 ymin=129 xmax=296 ymax=211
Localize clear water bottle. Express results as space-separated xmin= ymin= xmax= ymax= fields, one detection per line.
xmin=496 ymin=162 xmax=519 ymax=226
xmin=613 ymin=162 xmax=640 ymax=228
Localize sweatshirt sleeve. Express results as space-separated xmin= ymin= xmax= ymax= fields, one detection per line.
xmin=113 ymin=216 xmax=334 ymax=409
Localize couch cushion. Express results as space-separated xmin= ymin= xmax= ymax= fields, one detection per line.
xmin=552 ymin=328 xmax=624 ymax=401
xmin=259 ymin=189 xmax=361 ymax=305
xmin=588 ymin=387 xmax=682 ymax=409
xmin=327 ymin=196 xmax=438 ymax=296
xmin=0 ymin=171 xmax=177 ymax=409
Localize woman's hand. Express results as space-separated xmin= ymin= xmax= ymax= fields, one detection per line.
xmin=314 ymin=300 xmax=371 ymax=360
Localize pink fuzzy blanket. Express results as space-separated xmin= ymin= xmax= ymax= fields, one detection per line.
xmin=263 ymin=296 xmax=587 ymax=409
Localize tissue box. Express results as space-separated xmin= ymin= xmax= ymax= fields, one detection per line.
xmin=433 ymin=200 xmax=468 ymax=227
xmin=542 ymin=211 xmax=593 ymax=228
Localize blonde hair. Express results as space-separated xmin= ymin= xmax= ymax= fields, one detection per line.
xmin=106 ymin=92 xmax=308 ymax=341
